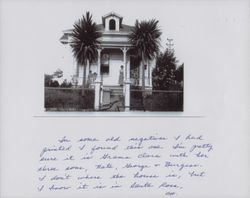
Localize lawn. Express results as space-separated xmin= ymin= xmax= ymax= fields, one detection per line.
xmin=44 ymin=87 xmax=94 ymax=111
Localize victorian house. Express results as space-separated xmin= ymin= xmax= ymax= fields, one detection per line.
xmin=60 ymin=12 xmax=155 ymax=111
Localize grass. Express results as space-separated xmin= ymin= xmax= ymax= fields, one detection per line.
xmin=44 ymin=87 xmax=94 ymax=111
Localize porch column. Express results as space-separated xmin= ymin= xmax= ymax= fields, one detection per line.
xmin=122 ymin=47 xmax=128 ymax=81
xmin=126 ymin=55 xmax=130 ymax=81
xmin=122 ymin=47 xmax=128 ymax=96
xmin=122 ymin=47 xmax=131 ymax=111
xmin=94 ymin=48 xmax=102 ymax=110
xmin=97 ymin=48 xmax=102 ymax=79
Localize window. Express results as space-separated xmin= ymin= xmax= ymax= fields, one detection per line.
xmin=109 ymin=19 xmax=116 ymax=30
xmin=101 ymin=53 xmax=110 ymax=74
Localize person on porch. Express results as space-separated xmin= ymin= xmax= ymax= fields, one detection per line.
xmin=87 ymin=70 xmax=94 ymax=88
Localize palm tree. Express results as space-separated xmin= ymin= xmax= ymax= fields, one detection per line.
xmin=129 ymin=19 xmax=161 ymax=91
xmin=71 ymin=12 xmax=101 ymax=95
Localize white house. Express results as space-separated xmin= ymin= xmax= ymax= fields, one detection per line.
xmin=60 ymin=12 xmax=155 ymax=111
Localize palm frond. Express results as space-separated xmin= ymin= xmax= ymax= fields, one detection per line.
xmin=129 ymin=19 xmax=162 ymax=61
xmin=71 ymin=11 xmax=101 ymax=65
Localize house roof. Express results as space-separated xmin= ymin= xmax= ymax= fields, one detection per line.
xmin=60 ymin=12 xmax=134 ymax=44
xmin=59 ymin=23 xmax=133 ymax=41
xmin=96 ymin=23 xmax=133 ymax=33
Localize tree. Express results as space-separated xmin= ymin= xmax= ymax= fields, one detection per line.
xmin=174 ymin=63 xmax=184 ymax=83
xmin=44 ymin=74 xmax=60 ymax=87
xmin=52 ymin=69 xmax=63 ymax=78
xmin=129 ymin=19 xmax=161 ymax=91
xmin=70 ymin=12 xmax=101 ymax=95
xmin=50 ymin=80 xmax=59 ymax=87
xmin=152 ymin=49 xmax=183 ymax=90
xmin=61 ymin=79 xmax=72 ymax=88
xmin=44 ymin=69 xmax=63 ymax=87
xmin=44 ymin=74 xmax=53 ymax=87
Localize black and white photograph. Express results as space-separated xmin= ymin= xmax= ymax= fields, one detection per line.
xmin=44 ymin=9 xmax=184 ymax=112
xmin=1 ymin=0 xmax=249 ymax=198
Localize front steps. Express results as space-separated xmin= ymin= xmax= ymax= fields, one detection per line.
xmin=100 ymin=85 xmax=124 ymax=111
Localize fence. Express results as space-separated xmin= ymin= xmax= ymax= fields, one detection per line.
xmin=130 ymin=88 xmax=183 ymax=111
xmin=44 ymin=86 xmax=183 ymax=112
xmin=44 ymin=87 xmax=95 ymax=111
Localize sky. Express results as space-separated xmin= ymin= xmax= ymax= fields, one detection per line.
xmin=0 ymin=0 xmax=248 ymax=81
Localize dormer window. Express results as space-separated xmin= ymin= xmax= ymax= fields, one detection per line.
xmin=102 ymin=12 xmax=123 ymax=31
xmin=109 ymin=19 xmax=116 ymax=30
